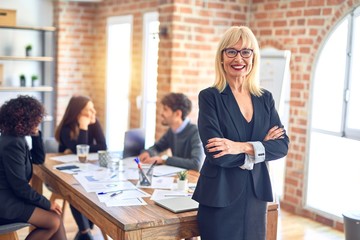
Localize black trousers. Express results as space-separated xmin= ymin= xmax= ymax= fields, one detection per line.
xmin=197 ymin=172 xmax=267 ymax=240
xmin=70 ymin=205 xmax=93 ymax=231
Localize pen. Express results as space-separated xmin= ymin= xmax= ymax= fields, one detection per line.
xmin=146 ymin=160 xmax=157 ymax=175
xmin=97 ymin=190 xmax=122 ymax=195
xmin=110 ymin=191 xmax=123 ymax=198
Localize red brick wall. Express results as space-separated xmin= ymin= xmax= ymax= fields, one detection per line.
xmin=53 ymin=1 xmax=97 ymax=125
xmin=53 ymin=0 xmax=360 ymax=231
xmin=156 ymin=0 xmax=249 ymax=135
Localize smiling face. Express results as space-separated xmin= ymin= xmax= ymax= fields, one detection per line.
xmin=222 ymin=39 xmax=254 ymax=81
xmin=160 ymin=105 xmax=176 ymax=126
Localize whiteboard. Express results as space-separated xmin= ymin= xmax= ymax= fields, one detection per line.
xmin=259 ymin=48 xmax=291 ymax=200
xmin=259 ymin=48 xmax=291 ymax=130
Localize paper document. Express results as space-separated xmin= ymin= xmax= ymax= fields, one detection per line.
xmin=97 ymin=188 xmax=150 ymax=202
xmin=50 ymin=153 xmax=98 ymax=163
xmin=153 ymin=165 xmax=186 ymax=177
xmin=105 ymin=197 xmax=147 ymax=207
xmin=151 ymin=189 xmax=192 ymax=201
xmin=136 ymin=177 xmax=174 ymax=189
xmin=74 ymin=172 xmax=136 ymax=192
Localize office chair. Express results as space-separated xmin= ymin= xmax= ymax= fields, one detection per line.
xmin=0 ymin=223 xmax=31 ymax=240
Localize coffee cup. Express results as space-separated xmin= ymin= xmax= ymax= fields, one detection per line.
xmin=98 ymin=150 xmax=109 ymax=167
xmin=76 ymin=144 xmax=90 ymax=163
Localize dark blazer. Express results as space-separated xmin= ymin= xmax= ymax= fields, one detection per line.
xmin=0 ymin=132 xmax=50 ymax=220
xmin=193 ymin=85 xmax=289 ymax=207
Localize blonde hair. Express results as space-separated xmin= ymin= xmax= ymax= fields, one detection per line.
xmin=213 ymin=26 xmax=262 ymax=96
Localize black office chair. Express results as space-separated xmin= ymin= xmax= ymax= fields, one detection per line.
xmin=123 ymin=128 xmax=145 ymax=158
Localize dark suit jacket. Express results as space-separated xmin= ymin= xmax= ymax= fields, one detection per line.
xmin=0 ymin=132 xmax=50 ymax=220
xmin=193 ymin=85 xmax=289 ymax=207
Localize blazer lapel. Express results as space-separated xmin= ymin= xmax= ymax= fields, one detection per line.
xmin=221 ymin=84 xmax=247 ymax=142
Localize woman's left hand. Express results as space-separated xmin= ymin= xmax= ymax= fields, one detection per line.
xmin=206 ymin=137 xmax=238 ymax=158
xmin=50 ymin=201 xmax=62 ymax=215
xmin=264 ymin=126 xmax=284 ymax=141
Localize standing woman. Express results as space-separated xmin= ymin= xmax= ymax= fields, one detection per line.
xmin=192 ymin=26 xmax=289 ymax=240
xmin=55 ymin=95 xmax=107 ymax=240
xmin=0 ymin=95 xmax=67 ymax=240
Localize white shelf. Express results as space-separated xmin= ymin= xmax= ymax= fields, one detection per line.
xmin=0 ymin=25 xmax=55 ymax=32
xmin=0 ymin=25 xmax=56 ymax=138
xmin=0 ymin=56 xmax=53 ymax=62
xmin=0 ymin=86 xmax=53 ymax=92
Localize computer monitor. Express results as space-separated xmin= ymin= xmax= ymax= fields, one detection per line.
xmin=123 ymin=128 xmax=145 ymax=158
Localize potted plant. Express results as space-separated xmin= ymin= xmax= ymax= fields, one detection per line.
xmin=177 ymin=170 xmax=188 ymax=190
xmin=19 ymin=74 xmax=26 ymax=87
xmin=31 ymin=75 xmax=38 ymax=87
xmin=25 ymin=44 xmax=32 ymax=56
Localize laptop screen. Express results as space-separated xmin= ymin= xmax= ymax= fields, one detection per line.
xmin=123 ymin=128 xmax=145 ymax=158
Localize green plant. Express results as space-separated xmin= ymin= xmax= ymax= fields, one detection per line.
xmin=177 ymin=170 xmax=188 ymax=181
xmin=31 ymin=75 xmax=38 ymax=81
xmin=19 ymin=74 xmax=26 ymax=86
xmin=25 ymin=44 xmax=32 ymax=51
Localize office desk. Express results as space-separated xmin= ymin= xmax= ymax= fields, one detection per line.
xmin=32 ymin=154 xmax=278 ymax=240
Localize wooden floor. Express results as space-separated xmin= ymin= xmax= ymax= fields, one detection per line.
xmin=16 ymin=189 xmax=345 ymax=240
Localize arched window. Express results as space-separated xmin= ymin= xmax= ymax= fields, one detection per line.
xmin=307 ymin=6 xmax=360 ymax=219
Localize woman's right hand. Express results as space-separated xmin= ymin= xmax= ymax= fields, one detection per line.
xmin=78 ymin=114 xmax=91 ymax=130
xmin=50 ymin=201 xmax=62 ymax=215
xmin=264 ymin=126 xmax=284 ymax=141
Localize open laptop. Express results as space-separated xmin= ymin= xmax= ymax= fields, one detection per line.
xmin=123 ymin=128 xmax=145 ymax=158
xmin=154 ymin=197 xmax=199 ymax=213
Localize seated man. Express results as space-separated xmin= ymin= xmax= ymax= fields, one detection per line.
xmin=138 ymin=93 xmax=204 ymax=171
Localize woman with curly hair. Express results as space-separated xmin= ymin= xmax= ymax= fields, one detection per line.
xmin=0 ymin=95 xmax=67 ymax=240
xmin=55 ymin=95 xmax=107 ymax=240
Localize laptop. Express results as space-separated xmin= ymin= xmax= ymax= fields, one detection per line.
xmin=154 ymin=197 xmax=199 ymax=213
xmin=123 ymin=128 xmax=145 ymax=158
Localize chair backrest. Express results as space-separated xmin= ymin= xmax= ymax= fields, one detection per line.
xmin=123 ymin=128 xmax=145 ymax=158
xmin=44 ymin=137 xmax=59 ymax=153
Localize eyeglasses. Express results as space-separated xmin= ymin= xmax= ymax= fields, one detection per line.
xmin=223 ymin=48 xmax=253 ymax=58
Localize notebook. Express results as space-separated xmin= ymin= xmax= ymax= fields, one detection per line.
xmin=123 ymin=128 xmax=145 ymax=158
xmin=154 ymin=197 xmax=199 ymax=213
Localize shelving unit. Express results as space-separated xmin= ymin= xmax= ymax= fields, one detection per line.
xmin=0 ymin=24 xmax=56 ymax=138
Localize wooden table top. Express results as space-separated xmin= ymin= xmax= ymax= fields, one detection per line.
xmin=32 ymin=153 xmax=278 ymax=239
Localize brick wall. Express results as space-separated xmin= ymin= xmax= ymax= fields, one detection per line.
xmin=53 ymin=1 xmax=97 ymax=125
xmin=156 ymin=0 xmax=249 ymax=135
xmin=53 ymin=0 xmax=360 ymax=231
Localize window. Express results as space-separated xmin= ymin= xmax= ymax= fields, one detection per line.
xmin=105 ymin=15 xmax=132 ymax=151
xmin=307 ymin=6 xmax=360 ymax=218
xmin=141 ymin=12 xmax=159 ymax=148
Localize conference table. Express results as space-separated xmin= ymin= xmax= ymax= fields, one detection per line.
xmin=32 ymin=154 xmax=278 ymax=240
